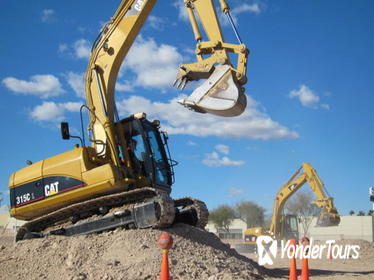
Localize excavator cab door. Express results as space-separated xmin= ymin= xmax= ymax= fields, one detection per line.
xmin=280 ymin=215 xmax=299 ymax=240
xmin=123 ymin=117 xmax=173 ymax=193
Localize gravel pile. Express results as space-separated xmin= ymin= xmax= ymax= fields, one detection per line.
xmin=0 ymin=224 xmax=266 ymax=280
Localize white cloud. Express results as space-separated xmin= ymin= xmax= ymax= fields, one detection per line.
xmin=246 ymin=145 xmax=258 ymax=151
xmin=289 ymin=84 xmax=329 ymax=109
xmin=221 ymin=3 xmax=262 ymax=26
xmin=173 ymin=0 xmax=262 ymax=26
xmin=228 ymin=187 xmax=245 ymax=197
xmin=116 ymin=95 xmax=298 ymax=139
xmin=187 ymin=140 xmax=197 ymax=146
xmin=202 ymin=143 xmax=244 ymax=167
xmin=64 ymin=72 xmax=85 ymax=98
xmin=215 ymin=144 xmax=230 ymax=155
xmin=289 ymin=84 xmax=319 ymax=107
xmin=202 ymin=151 xmax=245 ymax=167
xmin=232 ymin=3 xmax=261 ymax=15
xmin=73 ymin=39 xmax=91 ymax=59
xmin=30 ymin=102 xmax=64 ymax=121
xmin=147 ymin=15 xmax=166 ymax=30
xmin=58 ymin=43 xmax=69 ymax=53
xmin=59 ymin=39 xmax=91 ymax=59
xmin=116 ymin=81 xmax=134 ymax=92
xmin=77 ymin=26 xmax=88 ymax=33
xmin=2 ymin=74 xmax=65 ymax=98
xmin=41 ymin=9 xmax=56 ymax=23
xmin=173 ymin=1 xmax=188 ymax=22
xmin=30 ymin=101 xmax=82 ymax=122
xmin=62 ymin=102 xmax=82 ymax=112
xmin=123 ymin=37 xmax=183 ymax=89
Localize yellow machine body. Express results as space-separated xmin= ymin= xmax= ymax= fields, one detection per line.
xmin=9 ymin=147 xmax=129 ymax=220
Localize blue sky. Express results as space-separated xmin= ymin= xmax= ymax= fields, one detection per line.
xmin=0 ymin=0 xmax=373 ymax=216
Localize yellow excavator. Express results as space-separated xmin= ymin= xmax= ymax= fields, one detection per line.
xmin=244 ymin=163 xmax=340 ymax=246
xmin=9 ymin=0 xmax=249 ymax=241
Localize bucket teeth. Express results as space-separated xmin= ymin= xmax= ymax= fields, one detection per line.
xmin=173 ymin=77 xmax=188 ymax=90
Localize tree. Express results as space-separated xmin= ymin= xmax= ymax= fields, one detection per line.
xmin=368 ymin=210 xmax=374 ymax=216
xmin=285 ymin=189 xmax=320 ymax=237
xmin=263 ymin=213 xmax=272 ymax=228
xmin=357 ymin=210 xmax=365 ymax=216
xmin=349 ymin=210 xmax=355 ymax=216
xmin=234 ymin=200 xmax=266 ymax=228
xmin=209 ymin=205 xmax=235 ymax=233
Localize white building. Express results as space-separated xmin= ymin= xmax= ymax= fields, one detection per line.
xmin=304 ymin=215 xmax=373 ymax=242
xmin=206 ymin=219 xmax=247 ymax=240
xmin=206 ymin=216 xmax=374 ymax=242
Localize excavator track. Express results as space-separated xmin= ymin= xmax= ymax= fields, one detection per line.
xmin=174 ymin=197 xmax=209 ymax=229
xmin=16 ymin=188 xmax=173 ymax=241
xmin=15 ymin=188 xmax=208 ymax=241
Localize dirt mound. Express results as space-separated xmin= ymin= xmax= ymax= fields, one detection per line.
xmin=0 ymin=224 xmax=265 ymax=280
xmin=334 ymin=239 xmax=374 ymax=261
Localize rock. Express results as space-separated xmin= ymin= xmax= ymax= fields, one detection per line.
xmin=106 ymin=259 xmax=120 ymax=266
xmin=72 ymin=272 xmax=87 ymax=280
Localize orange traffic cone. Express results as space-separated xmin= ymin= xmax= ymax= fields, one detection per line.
xmin=300 ymin=257 xmax=309 ymax=280
xmin=289 ymin=239 xmax=297 ymax=280
xmin=158 ymin=233 xmax=173 ymax=280
xmin=327 ymin=248 xmax=333 ymax=259
xmin=289 ymin=256 xmax=297 ymax=280
xmin=300 ymin=236 xmax=310 ymax=280
xmin=160 ymin=249 xmax=170 ymax=280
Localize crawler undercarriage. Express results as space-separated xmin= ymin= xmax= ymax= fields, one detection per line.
xmin=16 ymin=188 xmax=208 ymax=241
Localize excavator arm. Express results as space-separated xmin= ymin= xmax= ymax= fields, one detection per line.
xmin=269 ymin=163 xmax=340 ymax=237
xmin=301 ymin=163 xmax=340 ymax=227
xmin=85 ymin=0 xmax=249 ymax=158
xmin=176 ymin=0 xmax=248 ymax=116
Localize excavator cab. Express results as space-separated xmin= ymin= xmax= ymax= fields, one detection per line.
xmin=280 ymin=215 xmax=299 ymax=240
xmin=120 ymin=114 xmax=176 ymax=193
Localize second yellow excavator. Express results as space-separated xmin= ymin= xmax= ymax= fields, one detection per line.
xmin=9 ymin=0 xmax=249 ymax=241
xmin=244 ymin=163 xmax=340 ymax=245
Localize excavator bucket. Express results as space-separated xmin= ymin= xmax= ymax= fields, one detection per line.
xmin=316 ymin=210 xmax=341 ymax=227
xmin=177 ymin=65 xmax=247 ymax=117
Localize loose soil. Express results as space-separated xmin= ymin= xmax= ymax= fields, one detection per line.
xmin=1 ymin=226 xmax=373 ymax=280
xmin=0 ymin=224 xmax=264 ymax=280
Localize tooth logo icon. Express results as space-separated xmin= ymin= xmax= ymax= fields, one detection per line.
xmin=256 ymin=235 xmax=277 ymax=266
